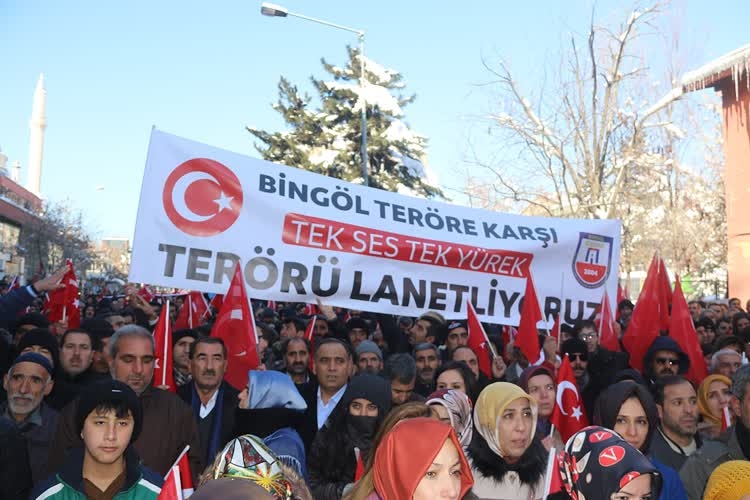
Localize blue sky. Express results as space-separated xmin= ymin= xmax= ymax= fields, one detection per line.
xmin=1 ymin=1 xmax=748 ymax=240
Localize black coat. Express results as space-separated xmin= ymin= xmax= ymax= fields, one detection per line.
xmin=298 ymin=380 xmax=321 ymax=452
xmin=177 ymin=381 xmax=238 ymax=461
xmin=0 ymin=416 xmax=32 ymax=499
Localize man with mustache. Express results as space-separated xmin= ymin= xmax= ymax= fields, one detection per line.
xmin=413 ymin=343 xmax=441 ymax=397
xmin=178 ymin=337 xmax=238 ymax=464
xmin=283 ymin=337 xmax=311 ymax=386
xmin=1 ymin=352 xmax=58 ymax=483
xmin=643 ymin=336 xmax=690 ymax=389
xmin=59 ymin=328 xmax=107 ymax=391
xmin=649 ymin=375 xmax=701 ymax=472
xmin=47 ymin=325 xmax=203 ymax=481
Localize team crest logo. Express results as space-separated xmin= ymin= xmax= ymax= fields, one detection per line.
xmin=162 ymin=158 xmax=243 ymax=237
xmin=572 ymin=232 xmax=613 ymax=289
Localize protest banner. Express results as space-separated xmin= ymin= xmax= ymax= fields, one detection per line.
xmin=130 ymin=128 xmax=621 ymax=324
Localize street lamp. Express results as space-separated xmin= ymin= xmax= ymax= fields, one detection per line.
xmin=260 ymin=3 xmax=369 ymax=186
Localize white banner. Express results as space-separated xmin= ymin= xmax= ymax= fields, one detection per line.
xmin=129 ymin=129 xmax=621 ymax=324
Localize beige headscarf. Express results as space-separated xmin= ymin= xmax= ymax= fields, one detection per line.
xmin=473 ymin=382 xmax=538 ymax=458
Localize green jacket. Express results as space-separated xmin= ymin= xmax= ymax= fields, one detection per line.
xmin=31 ymin=447 xmax=162 ymax=500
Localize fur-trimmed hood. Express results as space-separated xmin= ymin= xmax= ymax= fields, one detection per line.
xmin=467 ymin=431 xmax=546 ymax=487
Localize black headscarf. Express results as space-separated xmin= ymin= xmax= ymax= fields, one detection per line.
xmin=593 ymin=380 xmax=658 ymax=453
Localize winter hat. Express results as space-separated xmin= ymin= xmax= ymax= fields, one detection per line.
xmin=76 ymin=379 xmax=143 ymax=442
xmin=447 ymin=320 xmax=467 ymax=332
xmin=14 ymin=312 xmax=50 ymax=331
xmin=355 ymin=340 xmax=382 ymax=361
xmin=172 ymin=328 xmax=199 ymax=346
xmin=80 ymin=318 xmax=115 ymax=342
xmin=10 ymin=352 xmax=54 ymax=376
xmin=518 ymin=365 xmax=555 ymax=394
xmin=704 ymin=460 xmax=750 ymax=500
xmin=342 ymin=373 xmax=392 ymax=416
xmin=345 ymin=317 xmax=370 ymax=332
xmin=560 ymin=338 xmax=588 ymax=359
xmin=17 ymin=328 xmax=59 ymax=365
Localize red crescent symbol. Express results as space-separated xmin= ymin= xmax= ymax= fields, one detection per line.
xmin=163 ymin=158 xmax=243 ymax=236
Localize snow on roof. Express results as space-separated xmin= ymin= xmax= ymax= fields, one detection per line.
xmin=681 ymin=43 xmax=750 ymax=99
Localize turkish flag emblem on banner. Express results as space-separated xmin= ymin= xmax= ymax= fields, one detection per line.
xmin=550 ymin=355 xmax=589 ymax=442
xmin=210 ymin=263 xmax=260 ymax=390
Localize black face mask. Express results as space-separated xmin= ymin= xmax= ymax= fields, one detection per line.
xmin=346 ymin=415 xmax=379 ymax=452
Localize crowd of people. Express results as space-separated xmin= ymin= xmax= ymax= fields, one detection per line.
xmin=3 ymin=270 xmax=750 ymax=499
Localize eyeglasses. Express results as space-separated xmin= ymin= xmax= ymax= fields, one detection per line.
xmin=655 ymin=357 xmax=679 ymax=366
xmin=568 ymin=353 xmax=587 ymax=362
xmin=579 ymin=333 xmax=597 ymax=341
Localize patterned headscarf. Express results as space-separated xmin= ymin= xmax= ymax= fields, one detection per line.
xmin=212 ymin=434 xmax=293 ymax=499
xmin=557 ymin=426 xmax=662 ymax=500
xmin=426 ymin=389 xmax=474 ymax=448
xmin=697 ymin=374 xmax=732 ymax=427
xmin=473 ymin=382 xmax=537 ymax=458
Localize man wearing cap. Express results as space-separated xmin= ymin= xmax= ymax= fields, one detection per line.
xmin=345 ymin=317 xmax=370 ymax=350
xmin=16 ymin=328 xmax=77 ymax=410
xmin=444 ymin=320 xmax=469 ymax=359
xmin=355 ymin=340 xmax=383 ymax=375
xmin=1 ymin=352 xmax=59 ymax=483
xmin=47 ymin=324 xmax=204 ymax=481
xmin=561 ymin=337 xmax=597 ymax=420
xmin=32 ymin=379 xmax=163 ymax=499
xmin=172 ymin=328 xmax=198 ymax=387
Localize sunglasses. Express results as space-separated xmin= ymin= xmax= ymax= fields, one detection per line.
xmin=567 ymin=353 xmax=587 ymax=362
xmin=655 ymin=357 xmax=679 ymax=366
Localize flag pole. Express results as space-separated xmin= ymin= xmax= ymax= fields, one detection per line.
xmin=163 ymin=300 xmax=170 ymax=387
xmin=541 ymin=446 xmax=557 ymax=499
xmin=549 ymin=424 xmax=556 ymax=438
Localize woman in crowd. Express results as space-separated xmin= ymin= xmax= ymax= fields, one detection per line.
xmin=354 ymin=417 xmax=474 ymax=499
xmin=345 ymin=402 xmax=434 ymax=500
xmin=467 ymin=382 xmax=546 ymax=499
xmin=697 ymin=374 xmax=733 ymax=439
xmin=435 ymin=361 xmax=478 ymax=401
xmin=308 ymin=373 xmax=391 ymax=500
xmin=593 ymin=380 xmax=686 ymax=500
xmin=426 ymin=389 xmax=474 ymax=450
xmin=518 ymin=364 xmax=561 ymax=452
xmin=551 ymin=425 xmax=662 ymax=500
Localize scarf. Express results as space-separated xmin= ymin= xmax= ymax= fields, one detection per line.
xmin=473 ymin=382 xmax=537 ymax=458
xmin=426 ymin=388 xmax=474 ymax=448
xmin=248 ymin=370 xmax=307 ymax=410
xmin=697 ymin=374 xmax=732 ymax=427
xmin=192 ymin=383 xmax=224 ymax=462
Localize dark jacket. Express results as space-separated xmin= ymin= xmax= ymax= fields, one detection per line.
xmin=177 ymin=380 xmax=238 ymax=463
xmin=298 ymin=379 xmax=321 ymax=451
xmin=0 ymin=401 xmax=58 ymax=484
xmin=47 ymin=385 xmax=204 ymax=481
xmin=679 ymin=426 xmax=745 ymax=500
xmin=0 ymin=286 xmax=36 ymax=332
xmin=232 ymin=406 xmax=307 ymax=440
xmin=0 ymin=416 xmax=32 ymax=499
xmin=649 ymin=426 xmax=701 ymax=472
xmin=32 ymin=447 xmax=162 ymax=500
xmin=585 ymin=346 xmax=630 ymax=406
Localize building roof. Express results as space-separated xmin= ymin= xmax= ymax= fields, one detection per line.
xmin=682 ymin=43 xmax=750 ymax=98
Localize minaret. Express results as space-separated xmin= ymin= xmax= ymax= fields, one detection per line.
xmin=11 ymin=161 xmax=21 ymax=183
xmin=27 ymin=74 xmax=46 ymax=197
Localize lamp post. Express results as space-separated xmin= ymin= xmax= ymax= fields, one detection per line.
xmin=260 ymin=3 xmax=369 ymax=186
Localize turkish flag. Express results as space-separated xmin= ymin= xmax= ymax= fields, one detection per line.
xmin=158 ymin=465 xmax=181 ymax=500
xmin=542 ymin=448 xmax=564 ymax=497
xmin=354 ymin=447 xmax=365 ymax=481
xmin=550 ymin=355 xmax=589 ymax=442
xmin=622 ymin=253 xmax=669 ymax=373
xmin=174 ymin=291 xmax=209 ymax=330
xmin=515 ymin=276 xmax=543 ymax=365
xmin=302 ymin=303 xmax=319 ymax=316
xmin=304 ymin=316 xmax=315 ymax=372
xmin=550 ymin=313 xmax=561 ymax=353
xmin=208 ymin=293 xmax=223 ymax=312
xmin=138 ymin=284 xmax=155 ymax=303
xmin=722 ymin=406 xmax=733 ymax=431
xmin=467 ymin=301 xmax=493 ymax=378
xmin=669 ymin=276 xmax=708 ymax=385
xmin=598 ymin=290 xmax=620 ymax=352
xmin=153 ymin=301 xmax=176 ymax=392
xmin=46 ymin=259 xmax=80 ymax=329
xmin=210 ymin=263 xmax=259 ymax=390
xmin=8 ymin=275 xmax=19 ymax=291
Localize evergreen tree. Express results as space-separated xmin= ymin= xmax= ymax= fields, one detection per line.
xmin=248 ymin=46 xmax=443 ymax=198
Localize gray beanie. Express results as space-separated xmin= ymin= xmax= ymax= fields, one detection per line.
xmin=355 ymin=340 xmax=382 ymax=360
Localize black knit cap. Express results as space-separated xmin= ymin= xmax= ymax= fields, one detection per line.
xmin=342 ymin=373 xmax=392 ymax=416
xmin=76 ymin=379 xmax=143 ymax=443
xmin=14 ymin=312 xmax=50 ymax=331
xmin=17 ymin=328 xmax=59 ymax=365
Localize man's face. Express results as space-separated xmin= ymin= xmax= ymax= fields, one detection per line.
xmin=348 ymin=328 xmax=368 ymax=349
xmin=390 ymin=377 xmax=416 ymax=405
xmin=314 ymin=343 xmax=352 ymax=393
xmin=578 ymin=327 xmax=599 ymax=353
xmin=715 ymin=352 xmax=742 ymax=377
xmin=651 ymin=350 xmax=680 ymax=377
xmin=619 ymin=306 xmax=633 ymax=320
xmin=567 ymin=352 xmax=588 ymax=378
xmin=279 ymin=322 xmax=298 ymax=340
xmin=173 ymin=337 xmax=195 ymax=371
xmin=92 ymin=337 xmax=112 ymax=374
xmin=314 ymin=318 xmax=329 ymax=337
xmin=284 ymin=339 xmax=310 ymax=376
xmin=357 ymin=352 xmax=382 ymax=374
xmin=61 ymin=332 xmax=94 ymax=376
xmin=3 ymin=362 xmax=52 ymax=419
xmin=408 ymin=319 xmax=431 ymax=346
xmin=415 ymin=348 xmax=440 ymax=383
xmin=110 ymin=336 xmax=155 ymax=395
xmin=658 ymin=381 xmax=698 ymax=438
xmin=718 ymin=321 xmax=732 ymax=336
xmin=106 ymin=315 xmax=126 ymax=331
xmin=710 ymin=305 xmax=723 ymax=319
xmin=190 ymin=342 xmax=226 ymax=392
xmin=689 ymin=302 xmax=702 ymax=319
xmin=452 ymin=347 xmax=479 ymax=379
xmin=445 ymin=327 xmax=469 ymax=352
xmin=81 ymin=409 xmax=134 ymax=465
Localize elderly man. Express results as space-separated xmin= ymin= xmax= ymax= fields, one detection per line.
xmin=178 ymin=337 xmax=238 ymax=464
xmin=355 ymin=340 xmax=383 ymax=375
xmin=1 ymin=352 xmax=59 ymax=483
xmin=47 ymin=325 xmax=203 ymax=480
xmin=711 ymin=348 xmax=742 ymax=378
